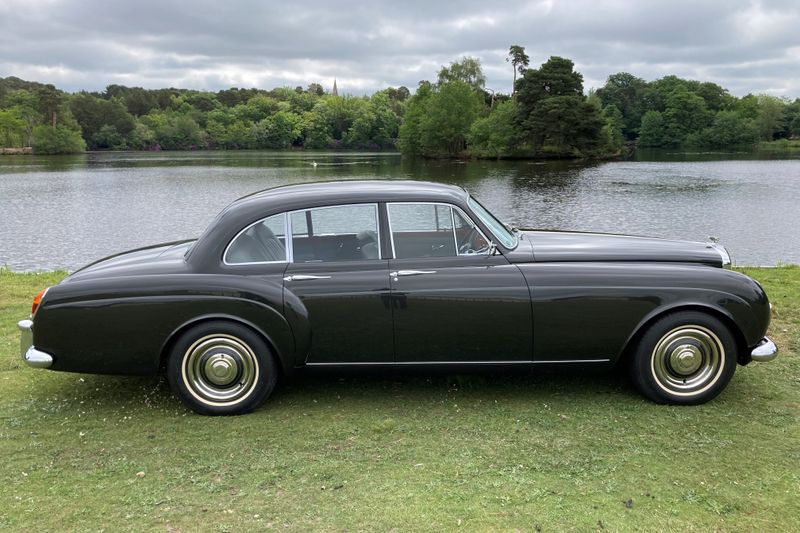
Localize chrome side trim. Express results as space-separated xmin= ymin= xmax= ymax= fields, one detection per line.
xmin=304 ymin=359 xmax=611 ymax=366
xmin=533 ymin=359 xmax=611 ymax=364
xmin=751 ymin=337 xmax=778 ymax=362
xmin=306 ymin=360 xmax=533 ymax=366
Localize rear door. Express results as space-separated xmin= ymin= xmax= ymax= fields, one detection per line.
xmin=386 ymin=203 xmax=532 ymax=363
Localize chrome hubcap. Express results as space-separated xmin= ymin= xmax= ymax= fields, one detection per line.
xmin=182 ymin=334 xmax=259 ymax=406
xmin=204 ymin=353 xmax=238 ymax=386
xmin=669 ymin=344 xmax=703 ymax=375
xmin=651 ymin=325 xmax=724 ymax=395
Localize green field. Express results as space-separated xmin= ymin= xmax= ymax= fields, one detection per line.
xmin=1 ymin=267 xmax=798 ymax=531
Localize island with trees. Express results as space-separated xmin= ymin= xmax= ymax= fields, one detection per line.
xmin=1 ymin=45 xmax=798 ymax=158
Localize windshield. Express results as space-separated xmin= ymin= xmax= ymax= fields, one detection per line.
xmin=468 ymin=197 xmax=518 ymax=249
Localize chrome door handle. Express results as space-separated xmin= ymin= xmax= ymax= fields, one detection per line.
xmin=390 ymin=270 xmax=437 ymax=280
xmin=283 ymin=274 xmax=332 ymax=281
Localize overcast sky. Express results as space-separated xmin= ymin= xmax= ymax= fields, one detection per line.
xmin=1 ymin=0 xmax=799 ymax=98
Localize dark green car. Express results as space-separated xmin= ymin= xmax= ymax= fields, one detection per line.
xmin=19 ymin=181 xmax=777 ymax=415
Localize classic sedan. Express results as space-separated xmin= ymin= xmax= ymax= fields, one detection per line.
xmin=18 ymin=180 xmax=777 ymax=415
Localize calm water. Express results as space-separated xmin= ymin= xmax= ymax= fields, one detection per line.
xmin=1 ymin=150 xmax=799 ymax=270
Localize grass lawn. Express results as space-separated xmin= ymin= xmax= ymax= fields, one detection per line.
xmin=1 ymin=267 xmax=798 ymax=531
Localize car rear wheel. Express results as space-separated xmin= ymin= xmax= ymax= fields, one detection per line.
xmin=167 ymin=321 xmax=277 ymax=415
xmin=630 ymin=311 xmax=737 ymax=405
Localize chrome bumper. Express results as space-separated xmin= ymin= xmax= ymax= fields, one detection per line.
xmin=751 ymin=337 xmax=778 ymax=363
xmin=17 ymin=319 xmax=53 ymax=369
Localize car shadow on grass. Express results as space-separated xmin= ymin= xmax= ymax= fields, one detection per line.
xmin=24 ymin=366 xmax=643 ymax=416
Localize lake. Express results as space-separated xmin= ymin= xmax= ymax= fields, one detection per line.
xmin=1 ymin=150 xmax=799 ymax=271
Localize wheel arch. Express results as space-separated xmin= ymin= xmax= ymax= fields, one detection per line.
xmin=616 ymin=303 xmax=749 ymax=368
xmin=159 ymin=313 xmax=295 ymax=376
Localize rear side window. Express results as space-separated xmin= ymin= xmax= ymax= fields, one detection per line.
xmin=291 ymin=204 xmax=380 ymax=262
xmin=225 ymin=213 xmax=287 ymax=264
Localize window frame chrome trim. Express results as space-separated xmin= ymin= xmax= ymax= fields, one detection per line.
xmin=385 ymin=201 xmax=491 ymax=260
xmin=223 ymin=203 xmax=382 ymax=266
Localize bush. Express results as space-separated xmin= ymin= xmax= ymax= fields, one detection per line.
xmin=31 ymin=124 xmax=86 ymax=154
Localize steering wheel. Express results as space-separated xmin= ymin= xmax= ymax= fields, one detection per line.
xmin=458 ymin=228 xmax=480 ymax=255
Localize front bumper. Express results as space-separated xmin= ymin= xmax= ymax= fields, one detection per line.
xmin=751 ymin=337 xmax=778 ymax=363
xmin=17 ymin=319 xmax=53 ymax=369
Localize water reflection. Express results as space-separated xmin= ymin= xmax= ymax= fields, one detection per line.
xmin=0 ymin=151 xmax=798 ymax=270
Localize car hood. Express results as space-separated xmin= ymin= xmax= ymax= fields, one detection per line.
xmin=522 ymin=230 xmax=726 ymax=267
xmin=66 ymin=240 xmax=196 ymax=282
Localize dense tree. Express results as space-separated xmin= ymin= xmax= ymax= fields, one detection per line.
xmin=514 ymin=57 xmax=606 ymax=157
xmin=254 ymin=111 xmax=302 ymax=149
xmin=0 ymin=108 xmax=26 ymax=147
xmin=601 ymin=103 xmax=625 ymax=152
xmin=596 ymin=72 xmax=648 ymax=139
xmin=660 ymin=88 xmax=712 ymax=146
xmin=755 ymin=95 xmax=787 ymax=140
xmin=516 ymin=56 xmax=583 ymax=112
xmin=4 ymin=54 xmax=798 ymax=157
xmin=31 ymin=124 xmax=86 ymax=154
xmin=421 ymin=80 xmax=484 ymax=156
xmin=638 ymin=110 xmax=666 ymax=147
xmin=70 ymin=93 xmax=136 ymax=148
xmin=787 ymin=99 xmax=800 ymax=137
xmin=346 ymin=93 xmax=400 ymax=149
xmin=397 ymin=82 xmax=433 ymax=157
xmin=437 ymin=57 xmax=486 ymax=92
xmin=468 ymin=100 xmax=521 ymax=158
xmin=700 ymin=111 xmax=758 ymax=147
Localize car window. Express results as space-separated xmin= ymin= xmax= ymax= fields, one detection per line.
xmin=225 ymin=213 xmax=287 ymax=264
xmin=291 ymin=204 xmax=380 ymax=262
xmin=468 ymin=196 xmax=517 ymax=249
xmin=388 ymin=203 xmax=489 ymax=259
xmin=453 ymin=208 xmax=490 ymax=255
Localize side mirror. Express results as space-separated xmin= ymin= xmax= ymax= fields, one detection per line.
xmin=489 ymin=242 xmax=500 ymax=256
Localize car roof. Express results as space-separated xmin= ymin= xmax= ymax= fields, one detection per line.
xmin=187 ymin=180 xmax=474 ymax=268
xmin=231 ymin=180 xmax=469 ymax=210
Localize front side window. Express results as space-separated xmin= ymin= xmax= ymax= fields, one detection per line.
xmin=468 ymin=197 xmax=517 ymax=249
xmin=388 ymin=203 xmax=489 ymax=259
xmin=291 ymin=204 xmax=380 ymax=262
xmin=225 ymin=213 xmax=287 ymax=264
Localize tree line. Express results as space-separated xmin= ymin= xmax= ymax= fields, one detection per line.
xmin=1 ymin=46 xmax=799 ymax=156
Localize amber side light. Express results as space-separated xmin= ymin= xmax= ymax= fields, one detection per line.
xmin=31 ymin=288 xmax=48 ymax=316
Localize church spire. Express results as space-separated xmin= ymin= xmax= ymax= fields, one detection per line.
xmin=332 ymin=79 xmax=338 ymax=97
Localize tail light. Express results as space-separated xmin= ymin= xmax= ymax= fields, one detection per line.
xmin=31 ymin=288 xmax=49 ymax=316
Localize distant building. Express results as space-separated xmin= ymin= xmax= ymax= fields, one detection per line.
xmin=332 ymin=79 xmax=338 ymax=97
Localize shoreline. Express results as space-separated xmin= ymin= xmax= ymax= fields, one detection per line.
xmin=2 ymin=139 xmax=798 ymax=158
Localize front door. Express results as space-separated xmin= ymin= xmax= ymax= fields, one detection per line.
xmin=386 ymin=203 xmax=532 ymax=363
xmin=282 ymin=204 xmax=393 ymax=364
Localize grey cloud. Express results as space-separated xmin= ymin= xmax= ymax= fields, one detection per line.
xmin=1 ymin=0 xmax=798 ymax=97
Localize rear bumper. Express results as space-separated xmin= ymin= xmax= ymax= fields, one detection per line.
xmin=17 ymin=319 xmax=53 ymax=369
xmin=750 ymin=337 xmax=778 ymax=363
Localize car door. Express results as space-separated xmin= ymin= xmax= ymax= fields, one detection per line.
xmin=386 ymin=202 xmax=532 ymax=363
xmin=281 ymin=203 xmax=394 ymax=364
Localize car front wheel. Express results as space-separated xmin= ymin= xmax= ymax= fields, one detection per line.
xmin=167 ymin=321 xmax=277 ymax=415
xmin=630 ymin=311 xmax=737 ymax=405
